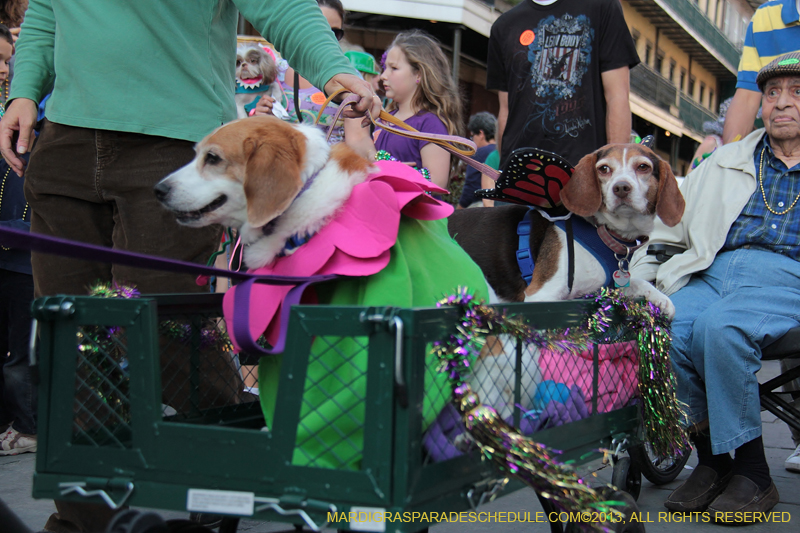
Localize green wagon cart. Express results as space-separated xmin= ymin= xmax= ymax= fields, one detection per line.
xmin=28 ymin=292 xmax=687 ymax=533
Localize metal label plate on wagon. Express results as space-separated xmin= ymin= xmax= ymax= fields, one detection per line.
xmin=186 ymin=488 xmax=255 ymax=516
xmin=349 ymin=506 xmax=387 ymax=532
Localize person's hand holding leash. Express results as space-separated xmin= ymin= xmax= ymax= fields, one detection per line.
xmin=324 ymin=73 xmax=381 ymax=126
xmin=0 ymin=98 xmax=38 ymax=176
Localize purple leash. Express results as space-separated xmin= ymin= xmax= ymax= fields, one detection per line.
xmin=0 ymin=226 xmax=336 ymax=354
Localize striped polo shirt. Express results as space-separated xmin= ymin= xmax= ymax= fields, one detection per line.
xmin=738 ymin=0 xmax=800 ymax=92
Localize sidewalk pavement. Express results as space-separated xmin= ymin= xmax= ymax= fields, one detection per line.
xmin=2 ymin=360 xmax=798 ymax=533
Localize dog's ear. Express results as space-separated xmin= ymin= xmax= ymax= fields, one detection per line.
xmin=561 ymin=152 xmax=603 ymax=216
xmin=260 ymin=51 xmax=278 ymax=84
xmin=655 ymin=159 xmax=685 ymax=227
xmin=243 ymin=133 xmax=305 ymax=228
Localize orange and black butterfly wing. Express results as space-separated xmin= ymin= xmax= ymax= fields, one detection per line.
xmin=476 ymin=148 xmax=574 ymax=215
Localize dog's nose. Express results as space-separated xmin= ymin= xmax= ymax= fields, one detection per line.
xmin=612 ymin=181 xmax=632 ymax=199
xmin=153 ymin=181 xmax=171 ymax=202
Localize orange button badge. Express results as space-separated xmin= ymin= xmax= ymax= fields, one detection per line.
xmin=520 ymin=30 xmax=535 ymax=46
xmin=310 ymin=91 xmax=327 ymax=106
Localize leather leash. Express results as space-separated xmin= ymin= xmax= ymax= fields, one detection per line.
xmin=316 ymin=89 xmax=501 ymax=180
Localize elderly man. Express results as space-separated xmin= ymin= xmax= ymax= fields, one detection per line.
xmin=630 ymin=53 xmax=800 ymax=521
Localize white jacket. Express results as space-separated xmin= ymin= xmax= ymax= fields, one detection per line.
xmin=630 ymin=129 xmax=763 ymax=296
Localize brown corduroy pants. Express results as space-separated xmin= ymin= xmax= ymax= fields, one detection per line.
xmin=25 ymin=120 xmax=224 ymax=533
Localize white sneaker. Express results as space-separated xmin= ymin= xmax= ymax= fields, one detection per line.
xmin=0 ymin=427 xmax=37 ymax=456
xmin=0 ymin=424 xmax=13 ymax=443
xmin=786 ymin=443 xmax=800 ymax=473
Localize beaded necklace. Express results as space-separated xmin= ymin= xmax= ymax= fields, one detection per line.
xmin=0 ymin=165 xmax=29 ymax=251
xmin=374 ymin=149 xmax=431 ymax=181
xmin=0 ymin=29 xmax=31 ymax=251
xmin=0 ymin=71 xmax=29 ymax=251
xmin=757 ymin=145 xmax=800 ymax=216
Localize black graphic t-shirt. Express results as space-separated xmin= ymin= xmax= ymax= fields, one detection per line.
xmin=487 ymin=0 xmax=639 ymax=167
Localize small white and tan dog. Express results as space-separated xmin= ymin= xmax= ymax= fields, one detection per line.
xmin=153 ymin=116 xmax=372 ymax=269
xmin=448 ymin=143 xmax=685 ymax=318
xmin=235 ymin=44 xmax=285 ymax=120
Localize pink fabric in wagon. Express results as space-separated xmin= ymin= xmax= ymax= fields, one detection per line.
xmin=222 ymin=160 xmax=452 ymax=352
xmin=539 ymin=341 xmax=639 ymax=413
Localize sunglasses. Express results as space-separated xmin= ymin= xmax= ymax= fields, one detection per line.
xmin=332 ymin=28 xmax=344 ymax=41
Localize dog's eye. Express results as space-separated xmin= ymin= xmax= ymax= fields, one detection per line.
xmin=204 ymin=152 xmax=221 ymax=166
xmin=236 ymin=59 xmax=241 ymax=67
xmin=597 ymin=165 xmax=611 ymax=175
xmin=637 ymin=163 xmax=651 ymax=173
xmin=250 ymin=58 xmax=258 ymax=64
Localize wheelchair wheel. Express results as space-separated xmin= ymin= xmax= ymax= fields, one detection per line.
xmin=611 ymin=456 xmax=642 ymax=501
xmin=629 ymin=441 xmax=691 ymax=485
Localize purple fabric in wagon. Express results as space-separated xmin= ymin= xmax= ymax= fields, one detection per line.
xmin=423 ymin=386 xmax=589 ymax=462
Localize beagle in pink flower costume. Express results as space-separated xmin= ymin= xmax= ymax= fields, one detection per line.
xmin=155 ymin=116 xmax=488 ymax=469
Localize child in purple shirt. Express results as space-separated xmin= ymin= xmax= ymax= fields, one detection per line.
xmin=347 ymin=30 xmax=462 ymax=189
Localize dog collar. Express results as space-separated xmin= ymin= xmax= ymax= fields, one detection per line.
xmin=260 ymin=166 xmax=323 ymax=256
xmin=596 ymin=226 xmax=648 ymax=256
xmin=516 ymin=208 xmax=643 ymax=288
xmin=235 ymin=83 xmax=271 ymax=94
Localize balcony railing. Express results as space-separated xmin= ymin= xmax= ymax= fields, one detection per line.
xmin=659 ymin=0 xmax=741 ymax=69
xmin=679 ymin=94 xmax=718 ymax=135
xmin=630 ymin=63 xmax=678 ymax=112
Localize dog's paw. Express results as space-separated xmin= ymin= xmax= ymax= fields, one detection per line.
xmin=625 ymin=278 xmax=675 ymax=320
xmin=654 ymin=294 xmax=675 ymax=320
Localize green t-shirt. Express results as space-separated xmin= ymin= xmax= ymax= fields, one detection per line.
xmin=11 ymin=0 xmax=357 ymax=142
xmin=485 ymin=149 xmax=500 ymax=170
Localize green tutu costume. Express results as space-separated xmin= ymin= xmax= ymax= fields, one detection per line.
xmin=258 ymin=217 xmax=488 ymax=470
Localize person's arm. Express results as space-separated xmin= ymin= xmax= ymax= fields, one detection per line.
xmin=722 ymin=88 xmax=761 ymax=144
xmin=601 ymin=66 xmax=632 ymax=145
xmin=343 ymin=117 xmax=377 ymax=160
xmin=687 ymin=135 xmax=720 ymax=173
xmin=0 ymin=0 xmax=55 ymax=173
xmin=480 ymin=172 xmax=495 ymax=207
xmin=496 ymin=91 xmax=508 ymax=158
xmin=420 ymin=143 xmax=450 ymax=189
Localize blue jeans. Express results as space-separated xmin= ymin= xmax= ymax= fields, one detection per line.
xmin=0 ymin=269 xmax=36 ymax=435
xmin=670 ymin=248 xmax=800 ymax=454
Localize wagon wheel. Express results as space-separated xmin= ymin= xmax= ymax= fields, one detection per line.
xmin=337 ymin=529 xmax=428 ymax=532
xmin=605 ymin=490 xmax=646 ymax=533
xmin=163 ymin=520 xmax=217 ymax=533
xmin=562 ymin=489 xmax=645 ymax=533
xmin=218 ymin=517 xmax=240 ymax=533
xmin=611 ymin=456 xmax=642 ymax=501
xmin=105 ymin=510 xmax=168 ymax=533
xmin=629 ymin=441 xmax=691 ymax=485
xmin=535 ymin=492 xmax=567 ymax=533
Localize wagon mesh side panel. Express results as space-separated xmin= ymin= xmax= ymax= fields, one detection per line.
xmin=421 ymin=328 xmax=640 ymax=464
xmin=293 ymin=335 xmax=369 ymax=470
xmin=72 ymin=325 xmax=132 ymax=448
xmin=158 ymin=312 xmax=258 ymax=422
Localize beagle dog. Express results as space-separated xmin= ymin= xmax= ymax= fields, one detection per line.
xmin=448 ymin=143 xmax=685 ymax=318
xmin=153 ymin=115 xmax=372 ymax=269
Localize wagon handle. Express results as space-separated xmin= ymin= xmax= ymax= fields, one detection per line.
xmin=254 ymin=496 xmax=336 ymax=532
xmin=359 ymin=309 xmax=407 ymax=407
xmin=58 ymin=478 xmax=134 ymax=510
xmin=391 ymin=316 xmax=407 ymax=408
